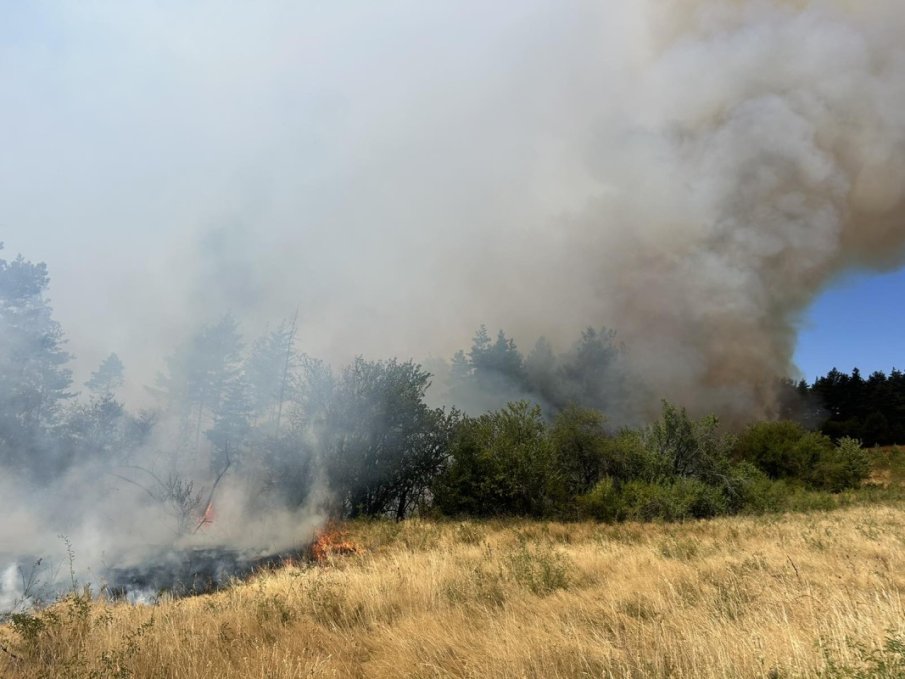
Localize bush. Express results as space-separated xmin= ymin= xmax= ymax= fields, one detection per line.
xmin=734 ymin=421 xmax=869 ymax=492
xmin=724 ymin=461 xmax=786 ymax=514
xmin=548 ymin=406 xmax=610 ymax=502
xmin=606 ymin=429 xmax=671 ymax=483
xmin=432 ymin=401 xmax=553 ymax=517
xmin=580 ymin=477 xmax=728 ymax=522
xmin=577 ymin=476 xmax=621 ymax=521
xmin=809 ymin=436 xmax=870 ymax=492
xmin=733 ymin=420 xmax=813 ymax=479
xmin=641 ymin=401 xmax=735 ymax=485
xmin=620 ymin=478 xmax=728 ymax=521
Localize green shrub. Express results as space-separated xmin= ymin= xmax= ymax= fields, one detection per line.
xmin=618 ymin=478 xmax=728 ymax=522
xmin=504 ymin=541 xmax=571 ymax=595
xmin=734 ymin=422 xmax=868 ymax=492
xmin=734 ymin=420 xmax=814 ymax=479
xmin=726 ymin=461 xmax=789 ymax=514
xmin=814 ymin=436 xmax=870 ymax=492
xmin=432 ymin=401 xmax=553 ymax=517
xmin=640 ymin=401 xmax=736 ymax=485
xmin=577 ymin=476 xmax=622 ymax=521
xmin=548 ymin=405 xmax=610 ymax=503
xmin=607 ymin=429 xmax=671 ymax=483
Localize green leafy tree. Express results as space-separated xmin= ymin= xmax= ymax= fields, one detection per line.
xmin=643 ymin=401 xmax=734 ymax=485
xmin=433 ymin=401 xmax=553 ymax=517
xmin=548 ymin=406 xmax=610 ymax=505
xmin=733 ymin=420 xmax=868 ymax=491
xmin=320 ymin=358 xmax=455 ymax=518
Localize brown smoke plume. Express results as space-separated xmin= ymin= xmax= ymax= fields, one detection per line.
xmin=569 ymin=0 xmax=905 ymax=419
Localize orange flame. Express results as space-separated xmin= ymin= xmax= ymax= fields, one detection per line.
xmin=196 ymin=502 xmax=215 ymax=530
xmin=311 ymin=522 xmax=363 ymax=563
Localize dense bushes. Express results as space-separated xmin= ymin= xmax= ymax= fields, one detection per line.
xmin=432 ymin=402 xmax=871 ymax=522
xmin=432 ymin=402 xmax=553 ymax=517
xmin=579 ymin=477 xmax=728 ymax=522
xmin=733 ymin=421 xmax=869 ymax=492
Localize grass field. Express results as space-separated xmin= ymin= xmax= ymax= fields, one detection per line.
xmin=3 ymin=500 xmax=905 ymax=678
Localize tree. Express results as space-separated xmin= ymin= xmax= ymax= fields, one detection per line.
xmin=85 ymin=353 xmax=125 ymax=397
xmin=642 ymin=401 xmax=734 ymax=486
xmin=61 ymin=393 xmax=149 ymax=466
xmin=320 ymin=358 xmax=455 ymax=519
xmin=0 ymin=247 xmax=73 ymax=478
xmin=733 ymin=420 xmax=868 ymax=491
xmin=206 ymin=373 xmax=252 ymax=469
xmin=556 ymin=327 xmax=621 ymax=413
xmin=524 ymin=337 xmax=558 ymax=406
xmin=449 ymin=326 xmax=529 ymax=414
xmin=155 ymin=314 xmax=244 ymax=450
xmin=244 ymin=314 xmax=301 ymax=433
xmin=433 ymin=401 xmax=553 ymax=517
xmin=548 ymin=406 xmax=609 ymax=502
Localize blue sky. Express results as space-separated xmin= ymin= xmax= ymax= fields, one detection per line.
xmin=795 ymin=269 xmax=905 ymax=382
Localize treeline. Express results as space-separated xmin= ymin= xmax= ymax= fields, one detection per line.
xmin=434 ymin=324 xmax=632 ymax=419
xmin=0 ymin=247 xmax=889 ymax=526
xmin=782 ymin=369 xmax=905 ymax=446
xmin=433 ymin=402 xmax=869 ymax=521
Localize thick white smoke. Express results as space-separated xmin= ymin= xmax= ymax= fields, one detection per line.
xmin=3 ymin=1 xmax=903 ymax=419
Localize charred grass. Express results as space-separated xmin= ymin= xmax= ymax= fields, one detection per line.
xmin=4 ymin=503 xmax=905 ymax=677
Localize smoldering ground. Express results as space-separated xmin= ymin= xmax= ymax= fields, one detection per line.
xmin=1 ymin=0 xmax=905 ymax=601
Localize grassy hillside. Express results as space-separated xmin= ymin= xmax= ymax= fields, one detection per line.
xmin=3 ymin=502 xmax=905 ymax=678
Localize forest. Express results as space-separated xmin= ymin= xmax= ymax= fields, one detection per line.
xmin=0 ymin=247 xmax=898 ymax=527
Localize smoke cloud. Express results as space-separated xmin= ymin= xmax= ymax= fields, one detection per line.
xmin=3 ymin=1 xmax=903 ymax=419
xmin=585 ymin=1 xmax=905 ymax=418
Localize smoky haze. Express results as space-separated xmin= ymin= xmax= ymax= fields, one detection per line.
xmin=3 ymin=2 xmax=904 ymax=416
xmin=1 ymin=0 xmax=905 ymax=600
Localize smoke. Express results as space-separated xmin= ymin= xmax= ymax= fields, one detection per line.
xmin=2 ymin=1 xmax=905 ymax=599
xmin=2 ymin=2 xmax=903 ymax=419
xmin=580 ymin=0 xmax=905 ymax=418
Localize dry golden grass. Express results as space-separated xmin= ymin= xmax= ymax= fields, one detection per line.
xmin=4 ymin=505 xmax=905 ymax=678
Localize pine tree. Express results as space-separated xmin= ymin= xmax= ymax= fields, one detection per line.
xmin=0 ymin=247 xmax=73 ymax=477
xmin=86 ymin=353 xmax=125 ymax=397
xmin=156 ymin=314 xmax=244 ymax=450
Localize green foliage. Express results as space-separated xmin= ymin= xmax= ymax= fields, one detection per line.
xmin=722 ymin=461 xmax=783 ymax=514
xmin=84 ymin=353 xmax=125 ymax=398
xmin=619 ymin=478 xmax=728 ymax=522
xmin=810 ymin=367 xmax=905 ymax=446
xmin=606 ymin=429 xmax=671 ymax=483
xmin=433 ymin=401 xmax=553 ymax=517
xmin=734 ymin=420 xmax=818 ymax=479
xmin=818 ymin=633 xmax=905 ymax=678
xmin=579 ymin=476 xmax=728 ymax=522
xmin=0 ymin=248 xmax=74 ymax=479
xmin=642 ymin=401 xmax=735 ymax=485
xmin=322 ymin=357 xmax=459 ymax=519
xmin=547 ymin=406 xmax=610 ymax=507
xmin=734 ymin=421 xmax=869 ymax=491
xmin=820 ymin=436 xmax=870 ymax=492
xmin=576 ymin=476 xmax=621 ymax=521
